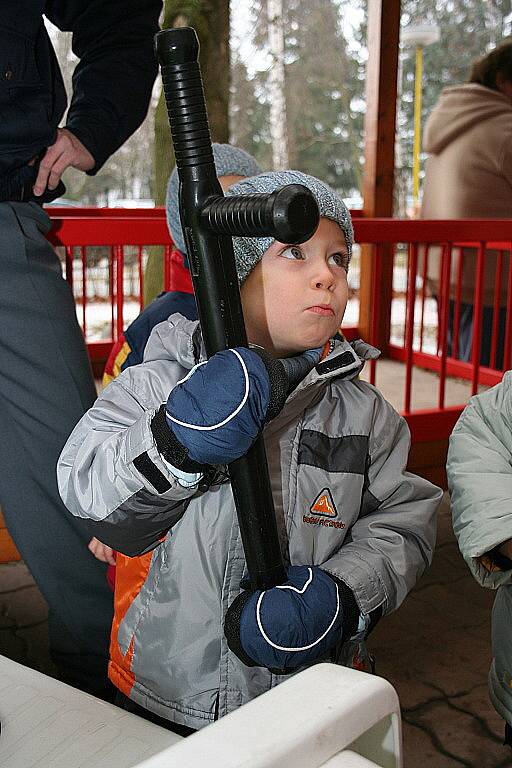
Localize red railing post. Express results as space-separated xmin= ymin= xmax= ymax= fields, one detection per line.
xmin=404 ymin=243 xmax=418 ymax=413
xmin=164 ymin=244 xmax=172 ymax=291
xmin=115 ymin=245 xmax=124 ymax=340
xmin=438 ymin=243 xmax=452 ymax=410
xmin=419 ymin=244 xmax=429 ymax=353
xmin=490 ymin=250 xmax=503 ymax=369
xmin=471 ymin=243 xmax=485 ymax=395
xmin=453 ymin=247 xmax=464 ymax=360
xmin=369 ymin=243 xmax=383 ymax=386
xmin=504 ymin=244 xmax=512 ymax=372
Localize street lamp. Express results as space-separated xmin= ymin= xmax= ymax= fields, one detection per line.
xmin=401 ymin=23 xmax=440 ymax=214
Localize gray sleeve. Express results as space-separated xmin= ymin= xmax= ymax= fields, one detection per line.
xmin=448 ymin=373 xmax=512 ymax=589
xmin=57 ymin=372 xmax=200 ymax=551
xmin=85 ymin=489 xmax=189 ymax=557
xmin=322 ymin=397 xmax=442 ymax=618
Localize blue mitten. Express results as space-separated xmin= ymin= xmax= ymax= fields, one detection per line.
xmin=224 ymin=566 xmax=360 ymax=672
xmin=164 ymin=347 xmax=287 ymax=466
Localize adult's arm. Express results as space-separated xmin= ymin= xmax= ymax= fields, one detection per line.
xmin=45 ymin=0 xmax=161 ymax=173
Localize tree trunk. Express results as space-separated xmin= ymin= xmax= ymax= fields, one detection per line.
xmin=267 ymin=0 xmax=289 ymax=169
xmin=144 ymin=0 xmax=230 ymax=305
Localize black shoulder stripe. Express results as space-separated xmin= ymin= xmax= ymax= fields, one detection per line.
xmin=133 ymin=451 xmax=171 ymax=493
xmin=298 ymin=430 xmax=368 ymax=474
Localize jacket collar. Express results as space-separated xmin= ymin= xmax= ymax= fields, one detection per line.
xmin=143 ymin=313 xmax=380 ymax=388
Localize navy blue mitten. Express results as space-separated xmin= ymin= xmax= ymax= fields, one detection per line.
xmin=164 ymin=347 xmax=287 ymax=466
xmin=224 ymin=566 xmax=360 ymax=672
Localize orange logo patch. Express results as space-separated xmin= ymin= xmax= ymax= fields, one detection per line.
xmin=310 ymin=488 xmax=337 ymax=518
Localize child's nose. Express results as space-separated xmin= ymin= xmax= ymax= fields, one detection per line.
xmin=311 ymin=262 xmax=335 ymax=290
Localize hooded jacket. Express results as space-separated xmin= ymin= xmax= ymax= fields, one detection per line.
xmin=448 ymin=373 xmax=512 ymax=725
xmin=58 ymin=314 xmax=441 ymax=730
xmin=421 ymin=84 xmax=512 ymax=304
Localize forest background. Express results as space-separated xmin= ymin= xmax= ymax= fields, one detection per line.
xmin=47 ymin=0 xmax=510 ymax=219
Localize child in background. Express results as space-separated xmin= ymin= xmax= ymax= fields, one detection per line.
xmin=448 ymin=376 xmax=512 ymax=748
xmin=59 ymin=170 xmax=442 ymax=733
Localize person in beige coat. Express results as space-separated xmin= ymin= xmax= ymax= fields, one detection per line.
xmin=421 ymin=40 xmax=512 ymax=367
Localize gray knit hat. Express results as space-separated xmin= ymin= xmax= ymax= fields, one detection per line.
xmin=166 ymin=143 xmax=262 ymax=255
xmin=228 ymin=170 xmax=354 ymax=284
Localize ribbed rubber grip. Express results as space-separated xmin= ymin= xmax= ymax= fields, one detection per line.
xmin=155 ymin=28 xmax=214 ymax=171
xmin=201 ymin=185 xmax=319 ymax=244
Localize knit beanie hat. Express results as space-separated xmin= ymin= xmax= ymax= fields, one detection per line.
xmin=166 ymin=143 xmax=262 ymax=255
xmin=227 ymin=170 xmax=354 ymax=284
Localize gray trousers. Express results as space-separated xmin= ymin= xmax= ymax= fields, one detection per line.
xmin=0 ymin=202 xmax=114 ymax=697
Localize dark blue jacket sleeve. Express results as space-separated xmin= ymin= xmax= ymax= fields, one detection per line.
xmin=45 ymin=0 xmax=161 ymax=172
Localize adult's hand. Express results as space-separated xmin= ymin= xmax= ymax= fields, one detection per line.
xmin=33 ymin=128 xmax=95 ymax=196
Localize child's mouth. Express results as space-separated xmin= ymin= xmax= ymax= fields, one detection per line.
xmin=307 ymin=305 xmax=335 ymax=316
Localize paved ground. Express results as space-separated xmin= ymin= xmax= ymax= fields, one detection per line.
xmin=1 ymin=494 xmax=511 ymax=766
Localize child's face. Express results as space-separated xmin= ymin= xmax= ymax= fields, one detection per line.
xmin=241 ymin=218 xmax=349 ymax=357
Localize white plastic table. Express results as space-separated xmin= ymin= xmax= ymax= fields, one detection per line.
xmin=0 ymin=657 xmax=402 ymax=768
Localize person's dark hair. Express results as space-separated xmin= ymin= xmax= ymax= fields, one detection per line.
xmin=469 ymin=39 xmax=512 ymax=90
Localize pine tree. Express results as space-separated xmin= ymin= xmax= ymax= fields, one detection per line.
xmin=243 ymin=0 xmax=365 ymax=196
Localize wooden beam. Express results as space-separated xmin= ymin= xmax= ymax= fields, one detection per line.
xmin=359 ymin=0 xmax=400 ymax=348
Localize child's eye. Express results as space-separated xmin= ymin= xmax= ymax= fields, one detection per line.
xmin=281 ymin=246 xmax=305 ymax=260
xmin=329 ymin=252 xmax=349 ymax=271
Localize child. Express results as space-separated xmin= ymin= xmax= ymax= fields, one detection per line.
xmin=58 ymin=170 xmax=442 ymax=732
xmin=448 ymin=376 xmax=512 ymax=748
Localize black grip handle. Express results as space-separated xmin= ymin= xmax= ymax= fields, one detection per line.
xmin=201 ymin=185 xmax=319 ymax=244
xmin=155 ymin=27 xmax=287 ymax=591
xmin=155 ymin=27 xmax=214 ymax=172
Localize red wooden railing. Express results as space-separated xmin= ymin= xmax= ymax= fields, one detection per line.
xmin=48 ymin=209 xmax=512 ymax=449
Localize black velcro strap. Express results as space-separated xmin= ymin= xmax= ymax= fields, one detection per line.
xmin=327 ymin=574 xmax=360 ymax=640
xmin=151 ymin=405 xmax=205 ymax=474
xmin=224 ymin=591 xmax=258 ymax=668
xmin=316 ymin=349 xmax=358 ymax=376
xmin=251 ymin=349 xmax=289 ymax=422
xmin=224 ymin=590 xmax=294 ymax=676
xmin=133 ymin=451 xmax=171 ymax=494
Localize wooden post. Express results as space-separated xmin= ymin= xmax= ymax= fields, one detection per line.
xmin=359 ymin=0 xmax=400 ymax=349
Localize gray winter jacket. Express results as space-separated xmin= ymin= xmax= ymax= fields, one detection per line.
xmin=58 ymin=314 xmax=441 ymax=730
xmin=448 ymin=373 xmax=512 ymax=725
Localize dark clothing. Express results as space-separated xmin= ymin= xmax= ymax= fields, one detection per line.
xmin=439 ymin=299 xmax=507 ymax=369
xmin=0 ymin=202 xmax=114 ymax=698
xmin=0 ymin=0 xmax=161 ymax=192
xmin=0 ymin=3 xmax=159 ymax=696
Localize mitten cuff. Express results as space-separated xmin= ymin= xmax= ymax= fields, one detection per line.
xmin=224 ymin=590 xmax=258 ymax=668
xmin=251 ymin=348 xmax=289 ymax=422
xmin=151 ymin=405 xmax=206 ymax=474
xmin=325 ymin=573 xmax=360 ymax=640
